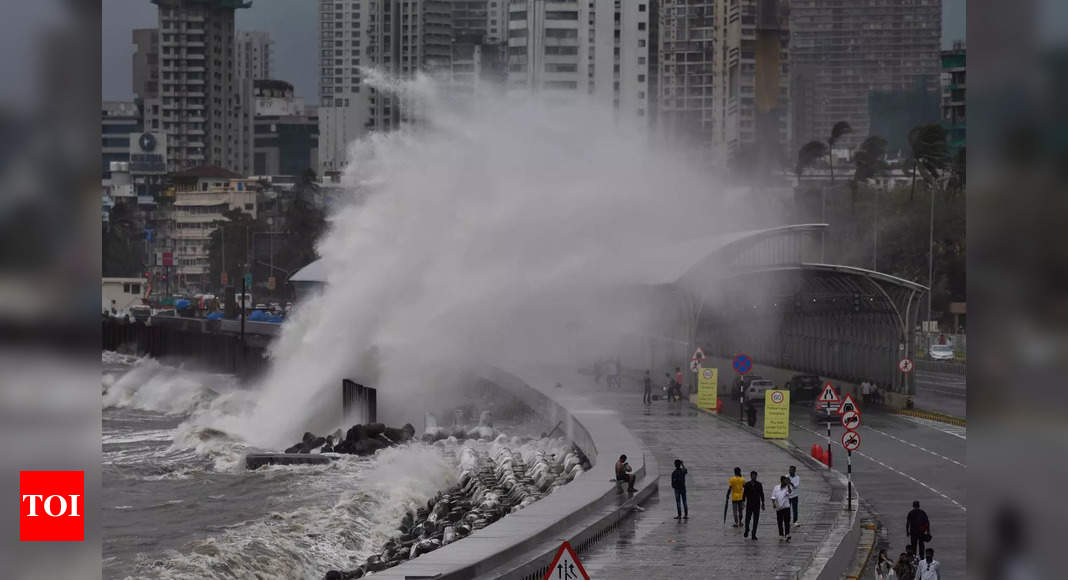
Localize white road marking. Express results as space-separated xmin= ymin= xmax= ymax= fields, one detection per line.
xmin=898 ymin=415 xmax=967 ymax=440
xmin=791 ymin=421 xmax=967 ymax=513
xmin=865 ymin=426 xmax=967 ymax=468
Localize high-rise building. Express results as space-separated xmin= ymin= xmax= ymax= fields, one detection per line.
xmin=236 ymin=30 xmax=273 ymax=81
xmin=941 ymin=41 xmax=965 ymax=153
xmin=318 ymin=0 xmax=455 ymax=178
xmin=148 ymin=0 xmax=251 ymax=173
xmin=246 ymin=80 xmax=320 ymax=176
xmin=506 ymin=0 xmax=655 ymax=123
xmin=658 ymin=1 xmax=717 ymax=162
xmin=132 ymin=28 xmax=161 ymax=102
xmin=714 ymin=0 xmax=789 ymax=171
xmin=789 ymin=0 xmax=941 ymax=151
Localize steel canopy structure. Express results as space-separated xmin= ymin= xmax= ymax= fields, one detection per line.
xmin=671 ymin=224 xmax=927 ymax=394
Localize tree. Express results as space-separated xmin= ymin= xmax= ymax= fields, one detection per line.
xmin=102 ymin=202 xmax=146 ymax=277
xmin=796 ymin=141 xmax=829 ymax=177
xmin=906 ymin=124 xmax=949 ymax=202
xmin=827 ymin=121 xmax=853 ymax=184
xmin=850 ymin=135 xmax=889 ymax=210
xmin=207 ymin=208 xmax=261 ymax=294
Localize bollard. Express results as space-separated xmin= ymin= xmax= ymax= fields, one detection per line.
xmin=811 ymin=443 xmax=822 ymax=460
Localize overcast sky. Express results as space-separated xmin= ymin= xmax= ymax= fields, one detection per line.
xmin=102 ymin=0 xmax=967 ymax=106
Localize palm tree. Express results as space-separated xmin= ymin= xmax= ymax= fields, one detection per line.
xmin=827 ymin=121 xmax=853 ymax=183
xmin=850 ymin=135 xmax=889 ymax=210
xmin=796 ymin=140 xmax=829 ymax=177
xmin=906 ymin=124 xmax=949 ymax=202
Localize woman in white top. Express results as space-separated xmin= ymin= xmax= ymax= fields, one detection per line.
xmin=771 ymin=476 xmax=793 ymax=542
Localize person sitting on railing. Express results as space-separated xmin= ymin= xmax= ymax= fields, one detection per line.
xmin=615 ymin=454 xmax=636 ymax=492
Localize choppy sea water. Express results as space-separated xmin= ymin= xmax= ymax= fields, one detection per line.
xmin=101 ymin=352 xmax=562 ymax=579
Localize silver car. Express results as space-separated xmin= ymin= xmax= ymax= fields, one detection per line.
xmin=928 ymin=343 xmax=955 ymax=360
xmin=745 ymin=379 xmax=776 ymax=403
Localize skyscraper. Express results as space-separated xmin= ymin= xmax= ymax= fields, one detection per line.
xmin=789 ymin=0 xmax=941 ymax=151
xmin=658 ymin=1 xmax=717 ymax=163
xmin=506 ymin=0 xmax=655 ymax=124
xmin=714 ymin=0 xmax=789 ymax=172
xmin=149 ymin=0 xmax=251 ymax=173
xmin=317 ymin=0 xmax=454 ymax=178
xmin=235 ymin=30 xmax=273 ymax=82
xmin=132 ymin=28 xmax=161 ymax=103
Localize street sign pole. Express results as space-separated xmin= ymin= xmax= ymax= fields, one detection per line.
xmin=847 ymin=450 xmax=853 ymax=511
xmin=826 ymin=419 xmax=832 ymax=469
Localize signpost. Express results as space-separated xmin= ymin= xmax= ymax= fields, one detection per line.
xmin=732 ymin=353 xmax=753 ymax=374
xmin=697 ymin=367 xmax=718 ymax=412
xmin=690 ymin=347 xmax=706 ymax=372
xmin=840 ymin=400 xmax=862 ymax=512
xmin=763 ymin=389 xmax=790 ymax=439
xmin=898 ymin=358 xmax=914 ymax=373
xmin=543 ymin=541 xmax=589 ymax=580
xmin=818 ymin=382 xmax=839 ymax=468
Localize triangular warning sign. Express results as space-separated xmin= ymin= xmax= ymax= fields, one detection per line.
xmin=837 ymin=393 xmax=859 ymax=416
xmin=543 ymin=541 xmax=590 ymax=580
xmin=818 ymin=382 xmax=840 ymax=403
xmin=692 ymin=347 xmax=706 ymax=360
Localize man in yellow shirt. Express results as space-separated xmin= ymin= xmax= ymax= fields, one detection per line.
xmin=727 ymin=467 xmax=746 ymax=527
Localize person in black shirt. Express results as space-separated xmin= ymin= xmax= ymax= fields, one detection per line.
xmin=742 ymin=470 xmax=765 ymax=540
xmin=671 ymin=459 xmax=688 ymax=519
xmin=906 ymin=500 xmax=931 ymax=554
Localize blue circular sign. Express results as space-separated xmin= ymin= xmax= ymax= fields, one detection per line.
xmin=732 ymin=354 xmax=753 ymax=375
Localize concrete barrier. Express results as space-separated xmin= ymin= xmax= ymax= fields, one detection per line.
xmin=374 ymin=366 xmax=657 ymax=580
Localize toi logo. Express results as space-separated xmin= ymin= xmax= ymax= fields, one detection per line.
xmin=19 ymin=471 xmax=84 ymax=541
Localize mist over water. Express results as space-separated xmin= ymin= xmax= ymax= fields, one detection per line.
xmin=231 ymin=76 xmax=771 ymax=448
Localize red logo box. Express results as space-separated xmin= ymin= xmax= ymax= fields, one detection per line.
xmin=19 ymin=471 xmax=84 ymax=541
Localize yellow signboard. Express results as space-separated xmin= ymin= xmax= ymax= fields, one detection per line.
xmin=697 ymin=367 xmax=718 ymax=412
xmin=763 ymin=389 xmax=790 ymax=439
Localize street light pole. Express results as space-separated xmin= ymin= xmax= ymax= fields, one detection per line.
xmin=927 ymin=185 xmax=935 ymax=328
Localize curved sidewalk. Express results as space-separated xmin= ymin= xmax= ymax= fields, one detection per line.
xmin=575 ymin=387 xmax=852 ymax=579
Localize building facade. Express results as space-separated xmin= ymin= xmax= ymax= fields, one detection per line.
xmin=148 ymin=0 xmax=251 ymax=173
xmin=102 ymin=101 xmax=143 ymax=178
xmin=714 ymin=0 xmax=790 ymax=171
xmin=168 ymin=166 xmax=259 ymax=289
xmin=132 ymin=28 xmax=161 ymax=102
xmin=505 ymin=0 xmax=655 ymax=124
xmin=941 ymin=41 xmax=965 ymax=153
xmin=248 ymin=80 xmax=320 ymax=176
xmin=658 ymin=1 xmax=716 ymax=163
xmin=236 ymin=30 xmax=273 ymax=81
xmin=789 ymin=0 xmax=941 ymax=151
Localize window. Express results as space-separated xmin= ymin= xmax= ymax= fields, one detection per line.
xmin=638 ymin=39 xmax=646 ymax=47
xmin=639 ymin=3 xmax=646 ymax=11
xmin=638 ymin=74 xmax=646 ymax=82
xmin=638 ymin=22 xmax=646 ymax=31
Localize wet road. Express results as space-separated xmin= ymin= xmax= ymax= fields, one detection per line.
xmin=912 ymin=367 xmax=967 ymax=418
xmin=789 ymin=406 xmax=966 ymax=579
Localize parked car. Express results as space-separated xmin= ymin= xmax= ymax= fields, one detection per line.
xmin=744 ymin=379 xmax=777 ymax=403
xmin=785 ymin=374 xmax=822 ymax=401
xmin=128 ymin=304 xmax=152 ymax=323
xmin=731 ymin=374 xmax=765 ymax=400
xmin=928 ymin=343 xmax=955 ymax=360
xmin=811 ymin=398 xmax=838 ymax=422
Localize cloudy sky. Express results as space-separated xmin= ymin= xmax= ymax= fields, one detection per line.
xmin=102 ymin=0 xmax=967 ymax=105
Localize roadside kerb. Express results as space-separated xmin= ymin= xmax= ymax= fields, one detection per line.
xmin=375 ymin=366 xmax=658 ymax=580
xmin=895 ymin=408 xmax=966 ymax=427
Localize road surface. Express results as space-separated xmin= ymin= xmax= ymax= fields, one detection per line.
xmin=912 ymin=366 xmax=966 ymax=418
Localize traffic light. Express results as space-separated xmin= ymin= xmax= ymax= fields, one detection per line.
xmin=852 ymin=293 xmax=861 ymax=312
xmin=268 ymin=275 xmax=276 ymax=290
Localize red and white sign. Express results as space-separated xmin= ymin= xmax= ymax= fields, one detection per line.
xmin=162 ymin=251 xmax=173 ymax=267
xmin=898 ymin=358 xmax=914 ymax=373
xmin=19 ymin=471 xmax=84 ymax=541
xmin=841 ymin=409 xmax=861 ymax=430
xmin=818 ymin=382 xmax=840 ymax=404
xmin=842 ymin=430 xmax=861 ymax=451
xmin=543 ymin=541 xmax=589 ymax=580
xmin=690 ymin=347 xmax=706 ymax=372
xmin=837 ymin=393 xmax=859 ymax=416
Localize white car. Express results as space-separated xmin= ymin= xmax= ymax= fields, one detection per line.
xmin=745 ymin=379 xmax=777 ymax=403
xmin=928 ymin=343 xmax=955 ymax=360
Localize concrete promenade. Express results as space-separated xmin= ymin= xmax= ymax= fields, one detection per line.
xmin=574 ymin=385 xmax=848 ymax=579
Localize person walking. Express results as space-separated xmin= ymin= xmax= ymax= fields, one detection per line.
xmin=788 ymin=465 xmax=801 ymax=526
xmin=742 ymin=470 xmax=765 ymax=540
xmin=671 ymin=459 xmax=688 ymax=519
xmin=915 ymin=548 xmax=941 ymax=579
xmin=906 ymin=500 xmax=931 ymax=555
xmin=674 ymin=367 xmax=685 ymax=398
xmin=874 ymin=549 xmax=896 ymax=579
xmin=772 ymin=475 xmax=793 ymax=542
xmin=726 ymin=467 xmax=746 ymax=527
xmin=894 ymin=552 xmax=915 ymax=580
xmin=615 ymin=454 xmax=636 ymax=492
xmin=642 ymin=370 xmax=653 ymax=405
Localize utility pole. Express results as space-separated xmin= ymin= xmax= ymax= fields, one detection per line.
xmin=927 ymin=186 xmax=935 ymax=328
